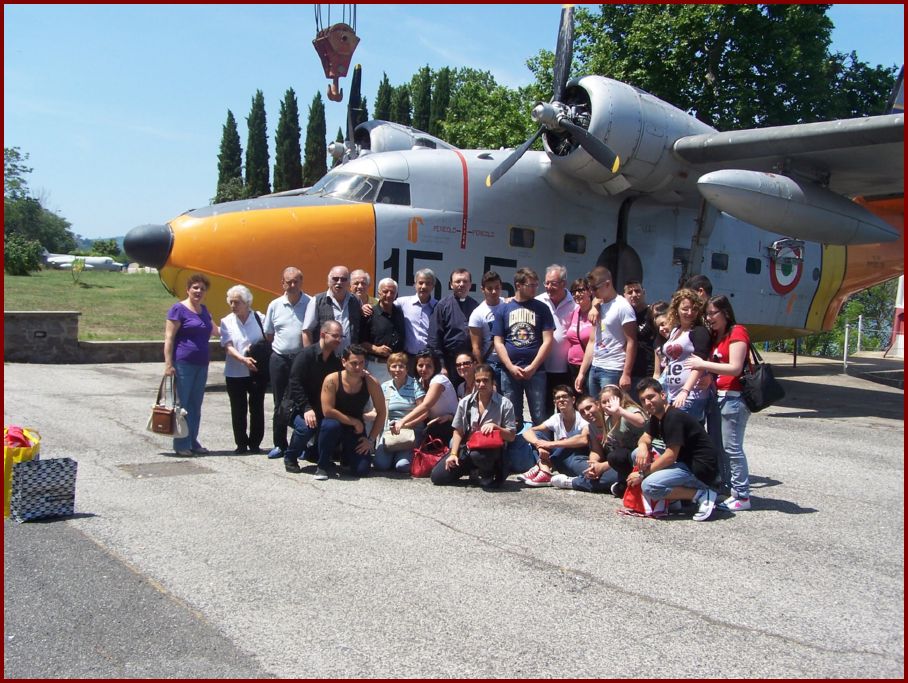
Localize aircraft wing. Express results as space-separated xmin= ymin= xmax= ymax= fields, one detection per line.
xmin=673 ymin=114 xmax=904 ymax=199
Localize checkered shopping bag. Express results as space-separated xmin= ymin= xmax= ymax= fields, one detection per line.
xmin=9 ymin=457 xmax=77 ymax=523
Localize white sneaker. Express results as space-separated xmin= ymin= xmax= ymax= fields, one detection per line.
xmin=719 ymin=495 xmax=751 ymax=511
xmin=551 ymin=473 xmax=574 ymax=490
xmin=692 ymin=488 xmax=717 ymax=521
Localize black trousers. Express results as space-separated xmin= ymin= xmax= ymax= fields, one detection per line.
xmin=430 ymin=448 xmax=503 ymax=486
xmin=225 ymin=376 xmax=266 ymax=450
xmin=269 ymin=351 xmax=296 ymax=450
xmin=606 ymin=445 xmax=635 ymax=496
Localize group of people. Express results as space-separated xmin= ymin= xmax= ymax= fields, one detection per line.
xmin=162 ymin=263 xmax=754 ymax=521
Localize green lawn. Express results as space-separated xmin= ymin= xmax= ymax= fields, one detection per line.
xmin=4 ymin=269 xmax=178 ymax=340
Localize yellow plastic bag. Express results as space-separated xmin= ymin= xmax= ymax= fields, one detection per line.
xmin=4 ymin=427 xmax=41 ymax=517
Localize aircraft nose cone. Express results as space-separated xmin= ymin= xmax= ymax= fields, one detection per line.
xmin=124 ymin=224 xmax=173 ymax=269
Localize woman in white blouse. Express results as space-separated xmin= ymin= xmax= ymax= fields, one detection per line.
xmin=219 ymin=285 xmax=267 ymax=454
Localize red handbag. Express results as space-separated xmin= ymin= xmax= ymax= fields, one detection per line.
xmin=619 ymin=467 xmax=669 ymax=518
xmin=465 ymin=428 xmax=504 ymax=451
xmin=411 ymin=436 xmax=449 ymax=478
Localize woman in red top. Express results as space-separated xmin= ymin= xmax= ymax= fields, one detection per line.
xmin=684 ymin=295 xmax=752 ymax=511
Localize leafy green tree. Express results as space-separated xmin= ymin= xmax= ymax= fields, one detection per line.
xmin=439 ymin=68 xmax=535 ymax=149
xmin=244 ymin=90 xmax=271 ymax=197
xmin=4 ymin=147 xmax=33 ymax=199
xmin=302 ymin=92 xmax=327 ymax=187
xmin=4 ymin=196 xmax=77 ymax=254
xmin=411 ymin=65 xmax=432 ymax=132
xmin=374 ymin=73 xmax=392 ymax=120
xmin=91 ymin=238 xmax=121 ymax=257
xmin=429 ymin=67 xmax=452 ymax=137
xmin=214 ymin=110 xmax=244 ymax=203
xmin=273 ymin=88 xmax=303 ymax=193
xmin=550 ymin=4 xmax=895 ymax=130
xmin=4 ymin=232 xmax=42 ymax=276
xmin=390 ymin=85 xmax=412 ymax=126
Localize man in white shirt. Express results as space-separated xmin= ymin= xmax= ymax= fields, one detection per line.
xmin=263 ymin=266 xmax=310 ymax=458
xmin=536 ymin=264 xmax=577 ymax=413
xmin=574 ymin=266 xmax=637 ymax=398
xmin=469 ymin=270 xmax=506 ymax=391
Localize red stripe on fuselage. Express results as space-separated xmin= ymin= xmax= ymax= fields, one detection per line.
xmin=453 ymin=150 xmax=469 ymax=249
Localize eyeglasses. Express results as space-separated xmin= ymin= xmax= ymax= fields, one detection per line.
xmin=455 ymin=361 xmax=474 ymax=368
xmin=571 ymin=288 xmax=589 ymax=295
xmin=330 ymin=276 xmax=349 ymax=283
xmin=705 ymin=309 xmax=722 ymax=317
xmin=554 ymin=394 xmax=572 ymax=402
xmin=283 ymin=279 xmax=301 ymax=286
xmin=518 ymin=281 xmax=539 ymax=288
xmin=544 ymin=281 xmax=564 ymax=287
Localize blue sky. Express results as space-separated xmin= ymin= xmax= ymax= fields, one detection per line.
xmin=4 ymin=3 xmax=904 ymax=240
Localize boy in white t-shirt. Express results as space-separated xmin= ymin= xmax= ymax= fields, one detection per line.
xmin=517 ymin=385 xmax=590 ymax=487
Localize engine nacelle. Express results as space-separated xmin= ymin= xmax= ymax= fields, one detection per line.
xmin=353 ymin=120 xmax=455 ymax=155
xmin=543 ymin=76 xmax=714 ymax=195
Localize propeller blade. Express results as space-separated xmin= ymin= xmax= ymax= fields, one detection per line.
xmin=486 ymin=126 xmax=544 ymax=187
xmin=552 ymin=5 xmax=574 ymax=103
xmin=559 ymin=118 xmax=621 ymax=174
xmin=346 ymin=64 xmax=363 ymax=143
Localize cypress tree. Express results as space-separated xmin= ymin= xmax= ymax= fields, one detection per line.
xmin=374 ymin=73 xmax=392 ymax=120
xmin=273 ymin=88 xmax=303 ymax=193
xmin=390 ymin=85 xmax=412 ymax=126
xmin=244 ymin=90 xmax=270 ymax=197
xmin=412 ymin=66 xmax=432 ymax=132
xmin=302 ymin=92 xmax=327 ymax=187
xmin=429 ymin=67 xmax=452 ymax=138
xmin=214 ymin=110 xmax=244 ymax=203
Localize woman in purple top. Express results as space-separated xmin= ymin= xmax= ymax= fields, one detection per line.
xmin=164 ymin=273 xmax=214 ymax=456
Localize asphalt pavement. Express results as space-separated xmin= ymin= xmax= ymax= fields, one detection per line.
xmin=3 ymin=354 xmax=904 ymax=678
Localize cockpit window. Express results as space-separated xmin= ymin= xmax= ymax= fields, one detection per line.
xmin=304 ymin=173 xmax=380 ymax=202
xmin=376 ymin=180 xmax=411 ymax=206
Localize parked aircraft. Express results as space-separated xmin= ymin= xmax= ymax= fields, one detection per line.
xmin=124 ymin=7 xmax=903 ymax=341
xmin=43 ymin=251 xmax=125 ymax=272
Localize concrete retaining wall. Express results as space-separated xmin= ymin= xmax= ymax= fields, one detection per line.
xmin=4 ymin=311 xmax=225 ymax=364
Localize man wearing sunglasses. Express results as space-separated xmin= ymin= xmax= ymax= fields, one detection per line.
xmin=302 ymin=265 xmax=363 ymax=353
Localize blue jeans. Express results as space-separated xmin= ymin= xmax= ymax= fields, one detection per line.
xmin=317 ymin=418 xmax=371 ymax=476
xmin=677 ymin=392 xmax=709 ymax=423
xmin=719 ymin=394 xmax=751 ymax=498
xmin=588 ymin=367 xmax=622 ymax=399
xmin=571 ymin=467 xmax=619 ymax=493
xmin=641 ymin=463 xmax=709 ymax=500
xmin=173 ymin=361 xmax=208 ymax=452
xmin=284 ymin=414 xmax=319 ymax=464
xmin=501 ymin=368 xmax=547 ymax=425
xmin=373 ymin=444 xmax=414 ymax=473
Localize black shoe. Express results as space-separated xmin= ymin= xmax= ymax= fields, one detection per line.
xmin=284 ymin=459 xmax=302 ymax=474
xmin=248 ymin=447 xmax=263 ymax=455
xmin=234 ymin=445 xmax=249 ymax=454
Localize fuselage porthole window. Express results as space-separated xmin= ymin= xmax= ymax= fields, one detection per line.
xmin=509 ymin=227 xmax=535 ymax=249
xmin=564 ymin=234 xmax=586 ymax=254
xmin=745 ymin=257 xmax=762 ymax=275
xmin=711 ymin=252 xmax=729 ymax=271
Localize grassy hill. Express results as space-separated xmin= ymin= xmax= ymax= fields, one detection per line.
xmin=4 ymin=269 xmax=177 ymax=340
